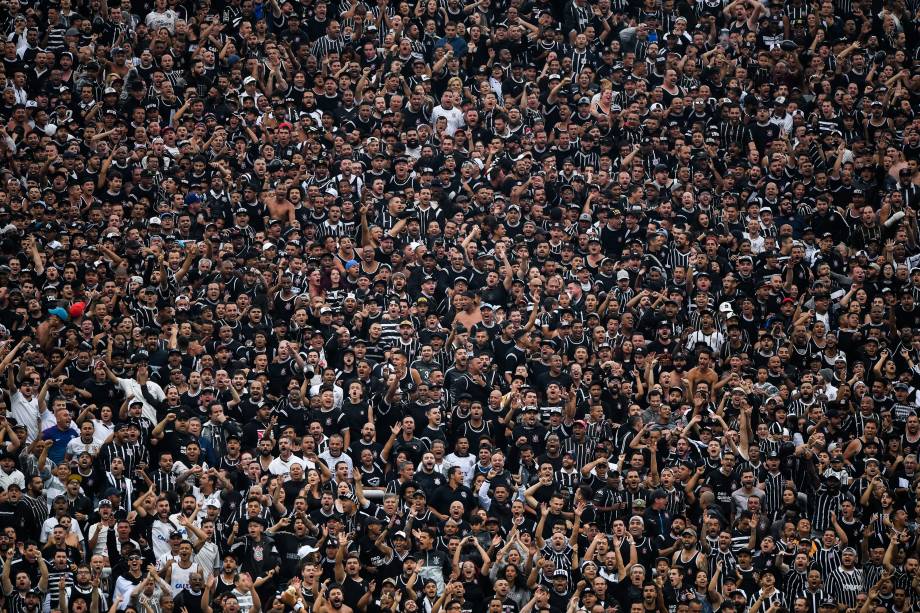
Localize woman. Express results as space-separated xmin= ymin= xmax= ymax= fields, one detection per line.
xmin=591 ymin=82 xmax=614 ymax=119
xmin=454 ymin=557 xmax=488 ymax=611
xmin=324 ymin=268 xmax=346 ymax=309
xmin=304 ymin=468 xmax=326 ymax=510
xmin=307 ymin=269 xmax=325 ymax=300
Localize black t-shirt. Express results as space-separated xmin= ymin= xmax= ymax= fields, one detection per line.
xmin=705 ymin=469 xmax=738 ymax=514
xmin=341 ymin=576 xmax=368 ymax=610
xmin=429 ymin=483 xmax=476 ymax=515
xmin=273 ymin=531 xmax=315 ymax=579
xmin=173 ymin=589 xmax=204 ymax=613
xmin=159 ymin=430 xmax=195 ymax=464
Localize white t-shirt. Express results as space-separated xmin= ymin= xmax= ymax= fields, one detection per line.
xmin=40 ymin=515 xmax=85 ymax=544
xmin=145 ymin=9 xmax=178 ymax=33
xmin=152 ymin=517 xmax=186 ymax=559
xmin=0 ymin=468 xmax=25 ymax=490
xmin=113 ymin=575 xmax=140 ymax=610
xmin=66 ymin=437 xmax=101 ymax=460
xmin=195 ymin=541 xmax=219 ymax=578
xmin=89 ymin=523 xmax=111 ymax=558
xmin=443 ymin=453 xmax=475 ymax=485
xmin=309 ymin=383 xmax=344 ymax=410
xmin=430 ymin=105 xmax=465 ymax=136
xmin=319 ymin=450 xmax=353 ymax=474
xmin=268 ymin=454 xmax=306 ymax=477
xmin=117 ymin=378 xmax=165 ymax=425
xmin=91 ymin=419 xmax=115 ymax=445
xmin=11 ymin=391 xmax=44 ymax=443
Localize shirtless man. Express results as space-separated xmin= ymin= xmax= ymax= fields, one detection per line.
xmin=687 ymin=349 xmax=719 ymax=399
xmin=453 ymin=292 xmax=483 ymax=330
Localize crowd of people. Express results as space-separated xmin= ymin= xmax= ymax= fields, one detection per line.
xmin=0 ymin=0 xmax=919 ymax=611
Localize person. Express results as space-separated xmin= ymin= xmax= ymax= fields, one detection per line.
xmin=0 ymin=0 xmax=917 ymax=612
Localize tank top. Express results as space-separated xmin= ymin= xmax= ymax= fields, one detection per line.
xmin=674 ymin=549 xmax=703 ymax=581
xmin=170 ymin=561 xmax=200 ymax=595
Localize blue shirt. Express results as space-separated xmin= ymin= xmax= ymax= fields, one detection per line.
xmin=42 ymin=425 xmax=79 ymax=465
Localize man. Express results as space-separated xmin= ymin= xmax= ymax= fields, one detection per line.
xmin=429 ymin=466 xmax=474 ymax=520
xmin=173 ymin=571 xmax=205 ymax=613
xmin=731 ymin=469 xmax=765 ymax=515
xmin=319 ymin=434 xmax=353 ymax=474
xmin=430 ymin=90 xmax=464 ymax=136
xmin=112 ymin=553 xmax=145 ymax=609
xmin=442 ymin=437 xmax=476 ymax=485
xmin=145 ymin=497 xmax=185 ymax=559
xmin=826 ymin=546 xmax=864 ymax=609
xmin=270 ymin=515 xmax=318 ymax=580
xmin=103 ymin=361 xmax=164 ymax=425
xmin=413 ymin=528 xmax=451 ymax=593
xmin=0 ymin=546 xmax=49 ymax=613
xmin=65 ymin=420 xmax=100 ymax=461
xmin=41 ymin=406 xmax=79 ymax=465
xmin=8 ymin=371 xmax=47 ymax=444
xmin=268 ymin=436 xmax=306 ymax=478
xmin=0 ymin=483 xmax=32 ymax=541
xmin=229 ymin=516 xmax=279 ymax=581
xmin=0 ymin=451 xmax=25 ymax=490
xmin=333 ymin=533 xmax=370 ymax=612
xmin=164 ymin=541 xmax=203 ymax=595
xmin=65 ymin=565 xmax=106 ymax=611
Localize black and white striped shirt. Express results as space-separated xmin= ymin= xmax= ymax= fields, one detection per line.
xmin=563 ymin=440 xmax=592 ymax=471
xmin=660 ymin=486 xmax=687 ymax=518
xmin=826 ymin=567 xmax=864 ymax=608
xmin=47 ymin=566 xmax=74 ymax=611
xmin=97 ymin=441 xmax=131 ymax=472
xmin=761 ymin=470 xmax=785 ymax=517
xmin=719 ymin=121 xmax=751 ymax=149
xmin=797 ymin=587 xmax=832 ymax=613
xmin=104 ymin=472 xmax=135 ymax=512
xmin=811 ymin=490 xmax=847 ymax=533
xmin=5 ymin=590 xmax=32 ymax=613
xmin=748 ymin=588 xmax=787 ymax=610
xmin=541 ymin=543 xmax=574 ymax=571
xmin=311 ymin=35 xmax=346 ymax=59
xmin=22 ymin=494 xmax=49 ymax=529
xmin=899 ymin=181 xmax=920 ymax=210
xmin=785 ymin=571 xmax=808 ymax=599
xmin=150 ymin=469 xmax=175 ymax=496
xmin=666 ymin=247 xmax=693 ymax=272
xmin=863 ymin=562 xmax=884 ymax=592
xmin=813 ymin=545 xmax=842 ymax=578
